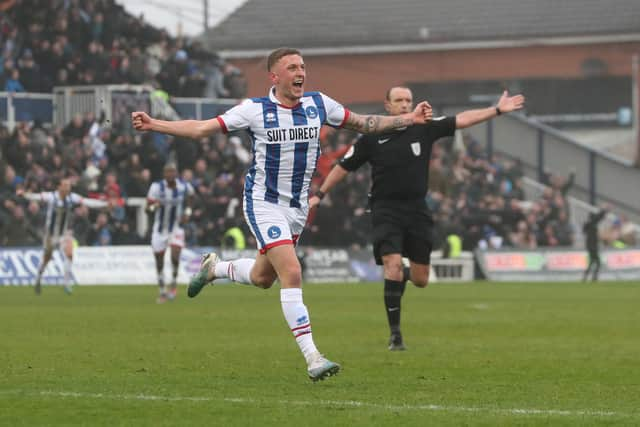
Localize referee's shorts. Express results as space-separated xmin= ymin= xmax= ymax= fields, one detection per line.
xmin=371 ymin=198 xmax=434 ymax=266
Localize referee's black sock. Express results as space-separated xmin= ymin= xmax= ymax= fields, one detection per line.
xmin=384 ymin=279 xmax=404 ymax=334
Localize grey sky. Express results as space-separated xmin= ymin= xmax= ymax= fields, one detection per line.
xmin=116 ymin=0 xmax=246 ymax=37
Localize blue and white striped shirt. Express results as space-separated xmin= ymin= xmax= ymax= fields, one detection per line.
xmin=41 ymin=192 xmax=83 ymax=239
xmin=147 ymin=179 xmax=194 ymax=234
xmin=217 ymin=87 xmax=350 ymax=208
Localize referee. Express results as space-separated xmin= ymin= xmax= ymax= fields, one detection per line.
xmin=310 ymin=87 xmax=525 ymax=350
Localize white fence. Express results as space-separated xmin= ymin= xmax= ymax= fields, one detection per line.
xmin=431 ymin=252 xmax=475 ymax=282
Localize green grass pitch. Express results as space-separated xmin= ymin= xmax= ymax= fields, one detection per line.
xmin=1 ymin=281 xmax=639 ymax=426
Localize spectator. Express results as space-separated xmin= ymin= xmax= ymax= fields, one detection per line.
xmin=17 ymin=49 xmax=41 ymax=91
xmin=222 ymin=61 xmax=247 ymax=98
xmin=63 ymin=114 xmax=86 ymax=140
xmin=1 ymin=164 xmax=23 ymax=194
xmin=4 ymin=68 xmax=24 ymax=92
xmin=73 ymin=204 xmax=92 ymax=246
xmin=88 ymin=211 xmax=112 ymax=246
xmin=127 ymin=168 xmax=152 ymax=197
xmin=2 ymin=204 xmax=40 ymax=246
xmin=509 ymin=220 xmax=538 ymax=249
xmin=554 ymin=210 xmax=574 ymax=246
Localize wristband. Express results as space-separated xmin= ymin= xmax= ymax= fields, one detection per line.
xmin=495 ymin=106 xmax=502 ymax=116
xmin=316 ymin=190 xmax=326 ymax=200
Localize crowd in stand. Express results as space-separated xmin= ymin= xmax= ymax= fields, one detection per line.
xmin=308 ymin=130 xmax=637 ymax=252
xmin=0 ymin=0 xmax=246 ymax=98
xmin=1 ymin=113 xmax=637 ymax=250
xmin=0 ymin=111 xmax=256 ymax=248
xmin=0 ymin=1 xmax=635 ymax=251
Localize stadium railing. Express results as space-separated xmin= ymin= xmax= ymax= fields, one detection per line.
xmin=430 ymin=251 xmax=475 ymax=282
xmin=0 ymin=88 xmax=239 ymax=131
xmin=171 ymin=97 xmax=238 ymax=120
xmin=0 ymin=91 xmax=54 ymax=131
xmin=126 ymin=197 xmax=148 ymax=237
xmin=54 ymin=84 xmax=167 ymax=127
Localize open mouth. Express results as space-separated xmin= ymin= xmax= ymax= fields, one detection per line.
xmin=293 ymin=79 xmax=304 ymax=89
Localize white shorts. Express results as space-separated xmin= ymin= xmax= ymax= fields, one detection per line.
xmin=243 ymin=199 xmax=307 ymax=254
xmin=44 ymin=232 xmax=72 ymax=253
xmin=151 ymin=227 xmax=185 ymax=253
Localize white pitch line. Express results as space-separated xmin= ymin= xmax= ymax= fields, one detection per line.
xmin=280 ymin=398 xmax=623 ymax=418
xmin=470 ymin=303 xmax=490 ymax=310
xmin=0 ymin=390 xmax=633 ymax=419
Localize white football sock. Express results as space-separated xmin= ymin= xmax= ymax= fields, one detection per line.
xmin=214 ymin=259 xmax=254 ymax=285
xmin=280 ymin=288 xmax=319 ymax=364
xmin=63 ymin=256 xmax=72 ymax=286
xmin=157 ymin=271 xmax=164 ymax=289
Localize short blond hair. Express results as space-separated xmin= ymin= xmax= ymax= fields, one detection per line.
xmin=267 ymin=47 xmax=302 ymax=71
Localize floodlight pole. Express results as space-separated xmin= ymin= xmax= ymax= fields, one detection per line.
xmin=203 ymin=0 xmax=209 ymax=30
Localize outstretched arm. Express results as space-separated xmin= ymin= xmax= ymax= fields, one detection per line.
xmin=343 ymin=101 xmax=432 ymax=134
xmin=308 ymin=165 xmax=350 ymax=209
xmin=20 ymin=192 xmax=42 ymax=202
xmin=131 ymin=111 xmax=223 ymax=140
xmin=456 ymin=90 xmax=525 ymax=129
xmin=81 ymin=198 xmax=108 ymax=209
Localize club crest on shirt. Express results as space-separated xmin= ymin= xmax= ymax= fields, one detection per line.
xmin=267 ymin=225 xmax=281 ymax=239
xmin=411 ymin=142 xmax=421 ymax=156
xmin=305 ymin=106 xmax=318 ymax=119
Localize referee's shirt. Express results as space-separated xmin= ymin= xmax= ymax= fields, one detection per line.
xmin=339 ymin=116 xmax=456 ymax=205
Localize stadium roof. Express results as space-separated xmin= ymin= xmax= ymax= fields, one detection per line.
xmin=200 ymin=0 xmax=640 ymax=58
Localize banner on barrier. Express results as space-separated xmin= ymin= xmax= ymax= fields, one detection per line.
xmin=0 ymin=248 xmax=67 ymax=285
xmin=476 ymin=248 xmax=640 ymax=281
xmin=1 ymin=246 xmax=476 ymax=286
xmin=0 ymin=246 xmax=210 ymax=286
xmin=0 ymin=246 xmax=381 ymax=286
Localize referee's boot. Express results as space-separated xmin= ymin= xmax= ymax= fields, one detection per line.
xmin=388 ymin=331 xmax=406 ymax=351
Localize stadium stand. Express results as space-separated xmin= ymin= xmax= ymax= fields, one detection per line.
xmin=307 ymin=129 xmax=637 ymax=251
xmin=8 ymin=104 xmax=637 ymax=251
xmin=0 ymin=0 xmax=636 ymax=253
xmin=0 ymin=0 xmax=247 ymax=98
xmin=0 ymin=0 xmax=248 ymax=246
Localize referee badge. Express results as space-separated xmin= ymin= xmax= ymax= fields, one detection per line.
xmin=411 ymin=142 xmax=421 ymax=156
